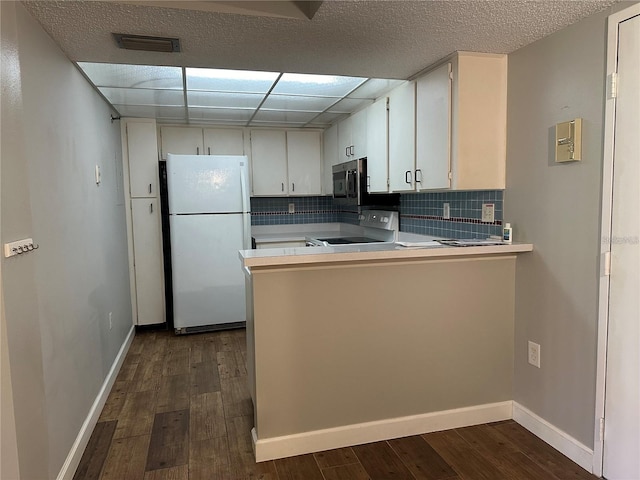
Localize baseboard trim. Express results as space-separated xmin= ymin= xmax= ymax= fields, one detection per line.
xmin=252 ymin=400 xmax=513 ymax=462
xmin=513 ymin=402 xmax=594 ymax=473
xmin=56 ymin=325 xmax=135 ymax=480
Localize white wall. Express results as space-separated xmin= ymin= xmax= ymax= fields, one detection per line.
xmin=505 ymin=3 xmax=632 ymax=449
xmin=0 ymin=2 xmax=133 ymax=478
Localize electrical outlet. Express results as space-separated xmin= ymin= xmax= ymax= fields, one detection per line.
xmin=443 ymin=203 xmax=450 ymax=220
xmin=528 ymin=341 xmax=540 ymax=368
xmin=482 ymin=203 xmax=495 ymax=223
xmin=288 ymin=203 xmax=295 ymax=214
xmin=109 ymin=312 xmax=113 ymax=330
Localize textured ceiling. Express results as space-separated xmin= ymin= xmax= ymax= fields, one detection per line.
xmin=23 ymin=0 xmax=618 ymax=80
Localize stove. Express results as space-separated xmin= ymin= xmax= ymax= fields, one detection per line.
xmin=306 ymin=211 xmax=398 ymax=247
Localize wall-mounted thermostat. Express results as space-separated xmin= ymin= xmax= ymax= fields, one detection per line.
xmin=555 ymin=118 xmax=582 ymax=162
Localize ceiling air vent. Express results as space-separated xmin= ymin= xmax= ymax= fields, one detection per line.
xmin=113 ymin=33 xmax=180 ymax=53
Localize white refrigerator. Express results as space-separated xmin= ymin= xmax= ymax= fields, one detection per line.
xmin=166 ymin=154 xmax=251 ymax=333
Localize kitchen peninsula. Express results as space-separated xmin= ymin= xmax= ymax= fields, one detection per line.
xmin=239 ymin=241 xmax=533 ymax=461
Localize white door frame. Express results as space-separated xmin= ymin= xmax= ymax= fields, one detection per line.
xmin=593 ymin=3 xmax=640 ymax=477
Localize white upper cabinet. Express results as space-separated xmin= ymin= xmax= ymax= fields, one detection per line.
xmin=388 ymin=81 xmax=416 ymax=192
xmin=449 ymin=53 xmax=507 ymax=190
xmin=203 ymin=128 xmax=245 ymax=155
xmin=160 ymin=126 xmax=204 ymax=159
xmin=365 ymin=97 xmax=389 ymax=193
xmin=338 ymin=108 xmax=367 ymax=161
xmin=250 ymin=130 xmax=288 ymax=196
xmin=322 ymin=123 xmax=338 ymax=195
xmin=126 ymin=119 xmax=160 ymax=198
xmin=287 ymin=131 xmax=322 ymax=196
xmin=415 ymin=62 xmax=452 ymax=190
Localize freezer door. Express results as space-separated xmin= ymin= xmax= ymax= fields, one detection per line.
xmin=166 ymin=154 xmax=250 ymax=214
xmin=170 ymin=214 xmax=247 ymax=329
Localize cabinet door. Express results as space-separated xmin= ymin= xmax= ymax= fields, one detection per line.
xmin=388 ymin=81 xmax=416 ymax=192
xmin=126 ymin=120 xmax=160 ymax=198
xmin=160 ymin=127 xmax=204 ymax=159
xmin=203 ymin=128 xmax=245 ymax=155
xmin=131 ymin=198 xmax=165 ymax=326
xmin=287 ymin=131 xmax=322 ymax=195
xmin=250 ymin=130 xmax=288 ymax=196
xmin=416 ymin=63 xmax=452 ymax=190
xmin=350 ymin=108 xmax=367 ymax=159
xmin=366 ymin=97 xmax=389 ymax=193
xmin=322 ymin=124 xmax=338 ymax=195
xmin=337 ymin=115 xmax=353 ymax=161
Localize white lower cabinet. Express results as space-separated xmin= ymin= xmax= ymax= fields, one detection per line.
xmin=130 ymin=198 xmax=165 ymax=326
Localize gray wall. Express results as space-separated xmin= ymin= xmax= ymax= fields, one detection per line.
xmin=505 ymin=3 xmax=630 ymax=448
xmin=0 ymin=2 xmax=133 ymax=477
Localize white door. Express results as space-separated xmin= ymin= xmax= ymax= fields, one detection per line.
xmin=366 ymin=97 xmax=389 ymax=193
xmin=603 ymin=12 xmax=640 ymax=480
xmin=160 ymin=126 xmax=204 ymax=159
xmin=338 ymin=115 xmax=353 ymax=161
xmin=250 ymin=130 xmax=288 ymax=196
xmin=126 ymin=120 xmax=160 ymax=198
xmin=166 ymin=154 xmax=249 ymax=214
xmin=388 ymin=81 xmax=416 ymax=192
xmin=287 ymin=130 xmax=322 ymax=195
xmin=416 ymin=63 xmax=452 ymax=190
xmin=131 ymin=198 xmax=165 ymax=326
xmin=203 ymin=128 xmax=244 ymax=155
xmin=170 ymin=214 xmax=246 ymax=329
xmin=350 ymin=108 xmax=367 ymax=159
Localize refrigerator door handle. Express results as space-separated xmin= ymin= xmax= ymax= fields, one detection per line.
xmin=240 ymin=166 xmax=251 ymax=250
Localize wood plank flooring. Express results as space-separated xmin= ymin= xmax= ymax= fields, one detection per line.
xmin=74 ymin=329 xmax=600 ymax=480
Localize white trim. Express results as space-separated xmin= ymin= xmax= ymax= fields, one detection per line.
xmin=55 ymin=326 xmax=135 ymax=480
xmin=513 ymin=402 xmax=594 ymax=473
xmin=252 ymin=401 xmax=512 ymax=462
xmin=594 ymin=3 xmax=640 ymax=477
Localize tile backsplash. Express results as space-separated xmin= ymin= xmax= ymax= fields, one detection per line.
xmin=251 ymin=190 xmax=504 ymax=239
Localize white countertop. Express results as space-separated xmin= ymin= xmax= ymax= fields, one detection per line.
xmin=240 ymin=241 xmax=533 ymax=268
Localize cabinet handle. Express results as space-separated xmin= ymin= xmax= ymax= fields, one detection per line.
xmin=345 ymin=147 xmax=350 ymax=157
xmin=208 ymin=147 xmax=211 ymax=155
xmin=415 ymin=169 xmax=422 ymax=184
xmin=350 ymin=145 xmax=354 ymax=156
xmin=292 ymin=183 xmax=295 ymax=192
xmin=367 ymin=175 xmax=371 ymax=192
xmin=281 ymin=182 xmax=284 ymax=192
xmin=148 ymin=183 xmax=152 ymax=194
xmin=405 ymin=170 xmax=412 ymax=185
xmin=149 ymin=202 xmax=153 ymax=214
xmin=196 ymin=147 xmax=200 ymax=155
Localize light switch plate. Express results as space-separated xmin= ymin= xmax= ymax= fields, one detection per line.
xmin=482 ymin=204 xmax=495 ymax=223
xmin=288 ymin=203 xmax=295 ymax=214
xmin=443 ymin=203 xmax=450 ymax=220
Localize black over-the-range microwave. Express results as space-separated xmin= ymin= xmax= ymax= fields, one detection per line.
xmin=332 ymin=158 xmax=399 ymax=209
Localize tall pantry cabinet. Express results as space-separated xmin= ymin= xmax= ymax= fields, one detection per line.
xmin=121 ymin=118 xmax=165 ymax=326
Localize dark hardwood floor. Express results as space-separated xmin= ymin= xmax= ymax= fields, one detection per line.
xmin=74 ymin=329 xmax=600 ymax=480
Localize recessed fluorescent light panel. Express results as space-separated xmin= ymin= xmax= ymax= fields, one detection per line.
xmin=77 ymin=62 xmax=406 ymax=127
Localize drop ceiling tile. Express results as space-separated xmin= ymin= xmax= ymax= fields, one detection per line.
xmin=78 ymin=63 xmax=183 ymax=89
xmin=114 ymin=104 xmax=186 ymax=118
xmin=260 ymin=94 xmax=340 ymax=112
xmin=187 ymin=91 xmax=264 ymax=109
xmin=310 ymin=111 xmax=349 ymax=124
xmin=252 ymin=110 xmax=319 ymax=123
xmin=186 ymin=67 xmax=279 ymax=93
xmin=327 ymin=98 xmax=374 ymax=113
xmin=99 ymin=87 xmax=184 ymax=106
xmin=188 ymin=107 xmax=254 ymax=122
xmin=348 ymin=79 xmax=407 ymax=99
xmin=271 ymin=73 xmax=366 ymax=97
